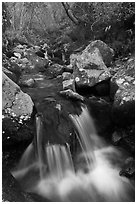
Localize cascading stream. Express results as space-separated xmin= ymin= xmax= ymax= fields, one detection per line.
xmin=12 ymin=105 xmax=135 ymax=202
xmin=46 ymin=144 xmax=74 ymax=179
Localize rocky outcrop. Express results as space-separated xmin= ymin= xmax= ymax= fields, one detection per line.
xmin=111 ymin=57 xmax=135 ymax=126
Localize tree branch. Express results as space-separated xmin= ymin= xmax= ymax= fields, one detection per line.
xmin=62 ymin=2 xmax=79 ymax=25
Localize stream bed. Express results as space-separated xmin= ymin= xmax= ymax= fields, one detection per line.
xmin=2 ymin=71 xmax=135 ymax=202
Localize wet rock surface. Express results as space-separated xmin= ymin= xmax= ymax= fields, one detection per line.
xmin=2 ymin=39 xmax=135 ymax=201
xmin=86 ymin=96 xmax=113 ymax=135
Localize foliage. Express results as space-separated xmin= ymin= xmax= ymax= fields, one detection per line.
xmin=2 ymin=2 xmax=11 ymax=33
xmin=2 ymin=2 xmax=135 ymax=58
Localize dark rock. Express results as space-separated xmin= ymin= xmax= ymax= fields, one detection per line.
xmin=86 ymin=97 xmax=113 ymax=135
xmin=120 ymin=157 xmax=135 ymax=179
xmin=75 ymin=76 xmax=111 ymax=97
xmin=74 ymin=66 xmax=111 ymax=96
xmin=2 ymin=114 xmax=34 ymax=146
xmin=2 ymin=163 xmax=27 ymax=202
xmin=112 ymin=125 xmax=135 ymax=154
xmin=2 ymin=67 xmax=17 ymax=83
xmin=2 ymin=73 xmax=34 ymax=145
xmin=5 ymin=51 xmax=15 ymax=58
xmin=2 ymin=162 xmax=48 ymax=202
xmin=112 ymin=131 xmax=122 ymax=145
xmin=35 ymin=100 xmax=76 ymax=145
xmin=8 ymin=61 xmax=22 ymax=82
xmin=35 ymin=50 xmax=45 ymax=58
xmin=111 ymin=57 xmax=135 ymax=126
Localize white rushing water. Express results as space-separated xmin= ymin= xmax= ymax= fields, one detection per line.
xmin=12 ymin=106 xmax=135 ymax=202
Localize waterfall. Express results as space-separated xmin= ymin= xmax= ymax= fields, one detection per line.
xmin=12 ymin=106 xmax=135 ymax=202
xmin=46 ymin=143 xmax=74 ymax=179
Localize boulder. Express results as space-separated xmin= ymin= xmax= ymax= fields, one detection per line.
xmin=2 ymin=72 xmax=34 ymax=117
xmin=70 ymin=47 xmax=108 ymax=71
xmin=111 ymin=57 xmax=135 ymax=126
xmin=60 ymin=89 xmax=84 ymax=101
xmin=89 ymin=40 xmax=114 ymax=66
xmin=2 ymin=73 xmax=34 ymax=145
xmin=74 ymin=67 xmax=111 ymax=89
xmin=70 ymin=44 xmax=111 ymax=96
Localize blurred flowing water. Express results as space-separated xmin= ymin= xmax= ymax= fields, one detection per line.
xmin=12 ymin=105 xmax=134 ymax=202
